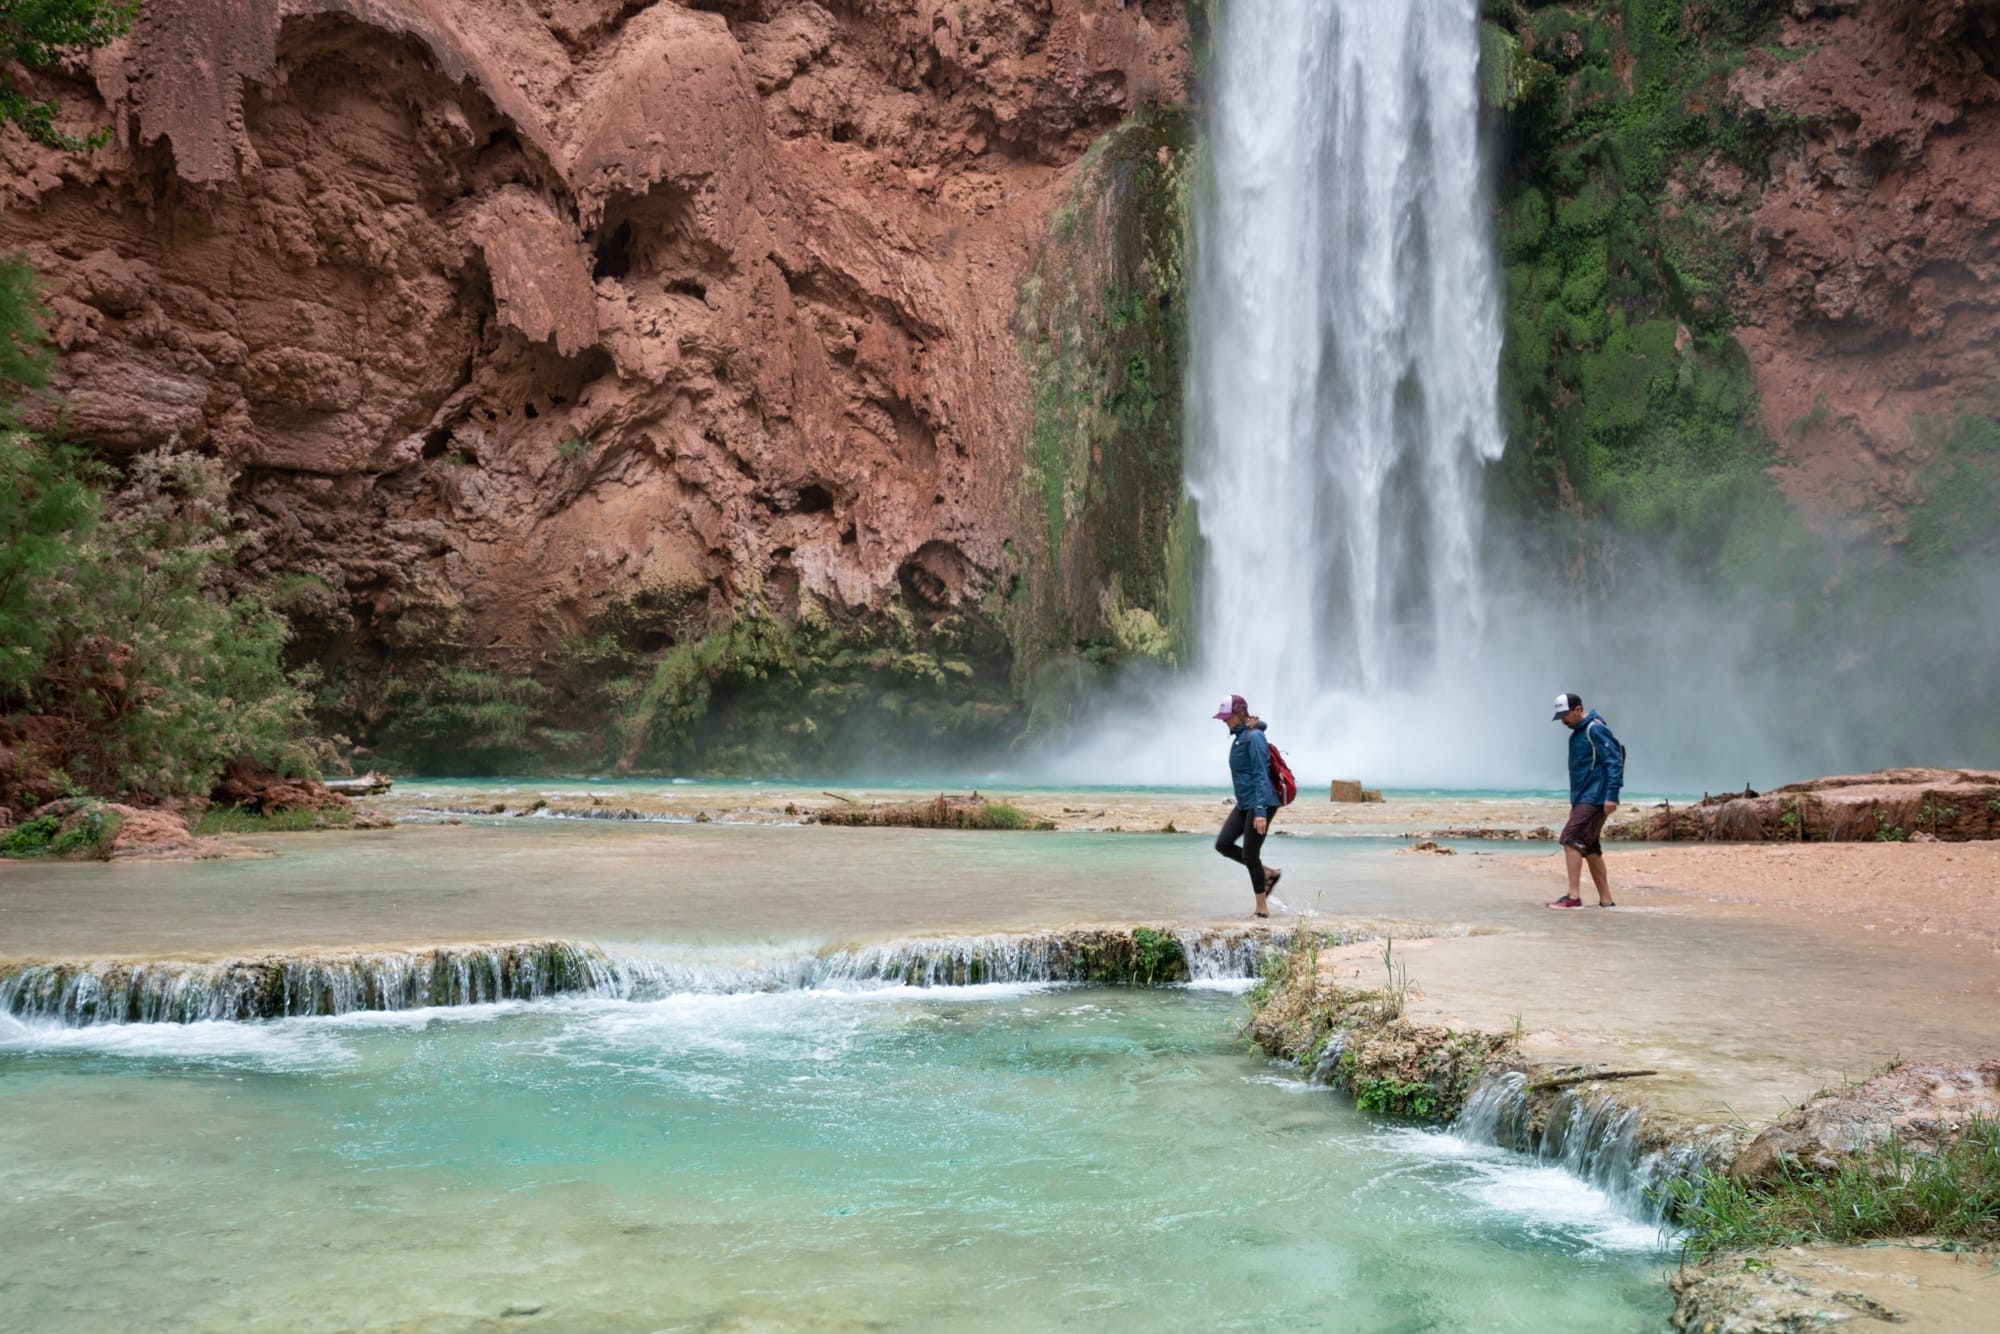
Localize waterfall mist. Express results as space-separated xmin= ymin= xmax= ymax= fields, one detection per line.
xmin=1018 ymin=0 xmax=2000 ymax=793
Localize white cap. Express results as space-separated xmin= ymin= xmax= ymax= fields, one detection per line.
xmin=1551 ymin=692 xmax=1581 ymax=720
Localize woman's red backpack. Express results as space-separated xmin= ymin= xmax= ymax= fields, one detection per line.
xmin=1266 ymin=740 xmax=1298 ymax=807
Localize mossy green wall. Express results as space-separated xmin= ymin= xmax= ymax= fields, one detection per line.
xmin=1009 ymin=102 xmax=1200 ymax=692
xmin=1484 ymin=0 xmax=1796 ymax=583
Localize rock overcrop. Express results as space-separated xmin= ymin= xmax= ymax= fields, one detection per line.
xmin=1731 ymin=1059 xmax=2000 ymax=1188
xmin=0 ymin=0 xmax=1192 ymax=728
xmin=1611 ymin=769 xmax=2000 ymax=843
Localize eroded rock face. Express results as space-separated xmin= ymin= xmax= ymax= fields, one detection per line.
xmin=1733 ymin=0 xmax=2000 ymax=536
xmin=0 ymin=1 xmax=1189 ymax=705
xmin=1610 ymin=768 xmax=2000 ymax=841
xmin=1731 ymin=1059 xmax=2000 ymax=1186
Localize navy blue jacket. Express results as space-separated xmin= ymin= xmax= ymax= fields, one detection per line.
xmin=1228 ymin=721 xmax=1282 ymax=817
xmin=1567 ymin=710 xmax=1625 ymax=807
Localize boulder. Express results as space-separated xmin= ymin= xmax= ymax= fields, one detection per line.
xmin=212 ymin=761 xmax=352 ymax=815
xmin=103 ymin=806 xmax=203 ymax=860
xmin=1730 ymin=1060 xmax=2000 ymax=1186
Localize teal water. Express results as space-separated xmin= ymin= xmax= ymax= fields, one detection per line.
xmin=0 ymin=987 xmax=1670 ymax=1331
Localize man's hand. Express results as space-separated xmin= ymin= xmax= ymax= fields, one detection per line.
xmin=1604 ymin=802 xmax=1619 ymax=816
xmin=1253 ymin=815 xmax=1268 ymax=836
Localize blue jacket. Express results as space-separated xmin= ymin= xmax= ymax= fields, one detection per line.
xmin=1567 ymin=710 xmax=1624 ymax=807
xmin=1228 ymin=721 xmax=1282 ymax=817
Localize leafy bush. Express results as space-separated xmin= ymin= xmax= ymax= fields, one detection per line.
xmin=0 ymin=812 xmax=60 ymax=856
xmin=0 ymin=0 xmax=134 ymax=150
xmin=2 ymin=256 xmax=321 ymax=801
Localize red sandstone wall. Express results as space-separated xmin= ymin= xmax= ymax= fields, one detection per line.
xmin=0 ymin=0 xmax=1189 ymax=663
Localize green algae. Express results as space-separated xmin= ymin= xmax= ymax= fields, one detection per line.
xmin=1490 ymin=0 xmax=1795 ymax=573
xmin=1011 ymin=102 xmax=1197 ymax=683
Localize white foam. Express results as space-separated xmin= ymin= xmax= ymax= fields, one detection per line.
xmin=1175 ymin=977 xmax=1257 ymax=994
xmin=1379 ymin=1127 xmax=1671 ymax=1254
xmin=0 ymin=1011 xmax=353 ymax=1069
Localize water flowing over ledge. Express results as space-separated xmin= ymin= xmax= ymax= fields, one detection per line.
xmin=0 ymin=927 xmax=1292 ymax=1027
xmin=1449 ymin=1069 xmax=1736 ymax=1224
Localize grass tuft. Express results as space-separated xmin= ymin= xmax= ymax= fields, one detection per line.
xmin=1664 ymin=1119 xmax=2000 ymax=1262
xmin=192 ymin=806 xmax=354 ymax=836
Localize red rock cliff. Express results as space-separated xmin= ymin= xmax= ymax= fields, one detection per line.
xmin=0 ymin=0 xmax=1188 ymax=679
xmin=1734 ymin=0 xmax=2000 ymax=536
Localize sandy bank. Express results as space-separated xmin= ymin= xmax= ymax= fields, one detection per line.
xmin=1292 ymin=844 xmax=2000 ymax=1132
xmin=1552 ymin=842 xmax=2000 ymax=944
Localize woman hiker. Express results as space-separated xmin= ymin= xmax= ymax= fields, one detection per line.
xmin=1213 ymin=694 xmax=1283 ymax=918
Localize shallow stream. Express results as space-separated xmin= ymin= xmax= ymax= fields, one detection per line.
xmin=1 ymin=984 xmax=1670 ymax=1331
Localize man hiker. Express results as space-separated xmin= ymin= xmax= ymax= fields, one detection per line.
xmin=1213 ymin=695 xmax=1282 ymax=918
xmin=1548 ymin=692 xmax=1623 ymax=909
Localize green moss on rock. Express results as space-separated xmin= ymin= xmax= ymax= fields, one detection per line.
xmin=1011 ymin=102 xmax=1197 ymax=686
xmin=1491 ymin=0 xmax=1796 ymax=576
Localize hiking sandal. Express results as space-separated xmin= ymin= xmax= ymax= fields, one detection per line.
xmin=1544 ymin=896 xmax=1583 ymax=909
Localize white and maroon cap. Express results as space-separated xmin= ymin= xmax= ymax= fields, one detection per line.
xmin=1212 ymin=694 xmax=1248 ymax=721
xmin=1551 ymin=692 xmax=1582 ymax=720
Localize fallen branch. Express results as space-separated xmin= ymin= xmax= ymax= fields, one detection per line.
xmin=1529 ymin=1069 xmax=1659 ymax=1093
xmin=823 ymin=791 xmax=857 ymax=805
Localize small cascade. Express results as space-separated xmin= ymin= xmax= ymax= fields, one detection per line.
xmin=1451 ymin=1070 xmax=1732 ymax=1224
xmin=1174 ymin=927 xmax=1283 ymax=982
xmin=818 ymin=934 xmax=1071 ymax=987
xmin=0 ymin=927 xmax=1291 ymax=1027
xmin=0 ymin=941 xmax=615 ymax=1026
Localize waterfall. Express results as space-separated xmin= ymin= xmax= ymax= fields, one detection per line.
xmin=1451 ymin=1070 xmax=1735 ymax=1224
xmin=0 ymin=928 xmax=1292 ymax=1027
xmin=1191 ymin=0 xmax=1504 ymax=696
xmin=1070 ymin=0 xmax=1511 ymax=786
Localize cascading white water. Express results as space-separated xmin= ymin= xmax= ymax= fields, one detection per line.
xmin=1190 ymin=0 xmax=1504 ymax=706
xmin=0 ymin=929 xmax=1293 ymax=1026
xmin=1063 ymin=0 xmax=1516 ymax=786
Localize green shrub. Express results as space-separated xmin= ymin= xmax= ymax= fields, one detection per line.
xmin=0 ymin=812 xmax=60 ymax=856
xmin=2 ymin=256 xmax=320 ymax=801
xmin=0 ymin=1 xmax=134 ymax=150
xmin=1128 ymin=926 xmax=1187 ymax=985
xmin=1355 ymin=1077 xmax=1442 ymax=1121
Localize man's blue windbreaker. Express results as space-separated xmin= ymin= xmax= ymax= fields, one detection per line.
xmin=1568 ymin=710 xmax=1625 ymax=807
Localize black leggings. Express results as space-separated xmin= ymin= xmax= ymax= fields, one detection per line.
xmin=1215 ymin=807 xmax=1272 ymax=896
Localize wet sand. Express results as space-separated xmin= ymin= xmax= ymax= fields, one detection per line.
xmin=1585 ymin=841 xmax=2000 ymax=943
xmin=369 ymin=778 xmax=1572 ymax=838
xmin=1309 ymin=843 xmax=2000 ymax=1130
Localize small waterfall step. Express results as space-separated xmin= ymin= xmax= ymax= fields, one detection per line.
xmin=0 ymin=926 xmax=1292 ymax=1027
xmin=1450 ymin=1069 xmax=1738 ymax=1224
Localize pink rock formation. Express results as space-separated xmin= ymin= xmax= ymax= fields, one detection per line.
xmin=0 ymin=0 xmax=1189 ymax=665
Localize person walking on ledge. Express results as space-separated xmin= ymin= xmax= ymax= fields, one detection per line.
xmin=1548 ymin=692 xmax=1624 ymax=909
xmin=1213 ymin=695 xmax=1283 ymax=918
